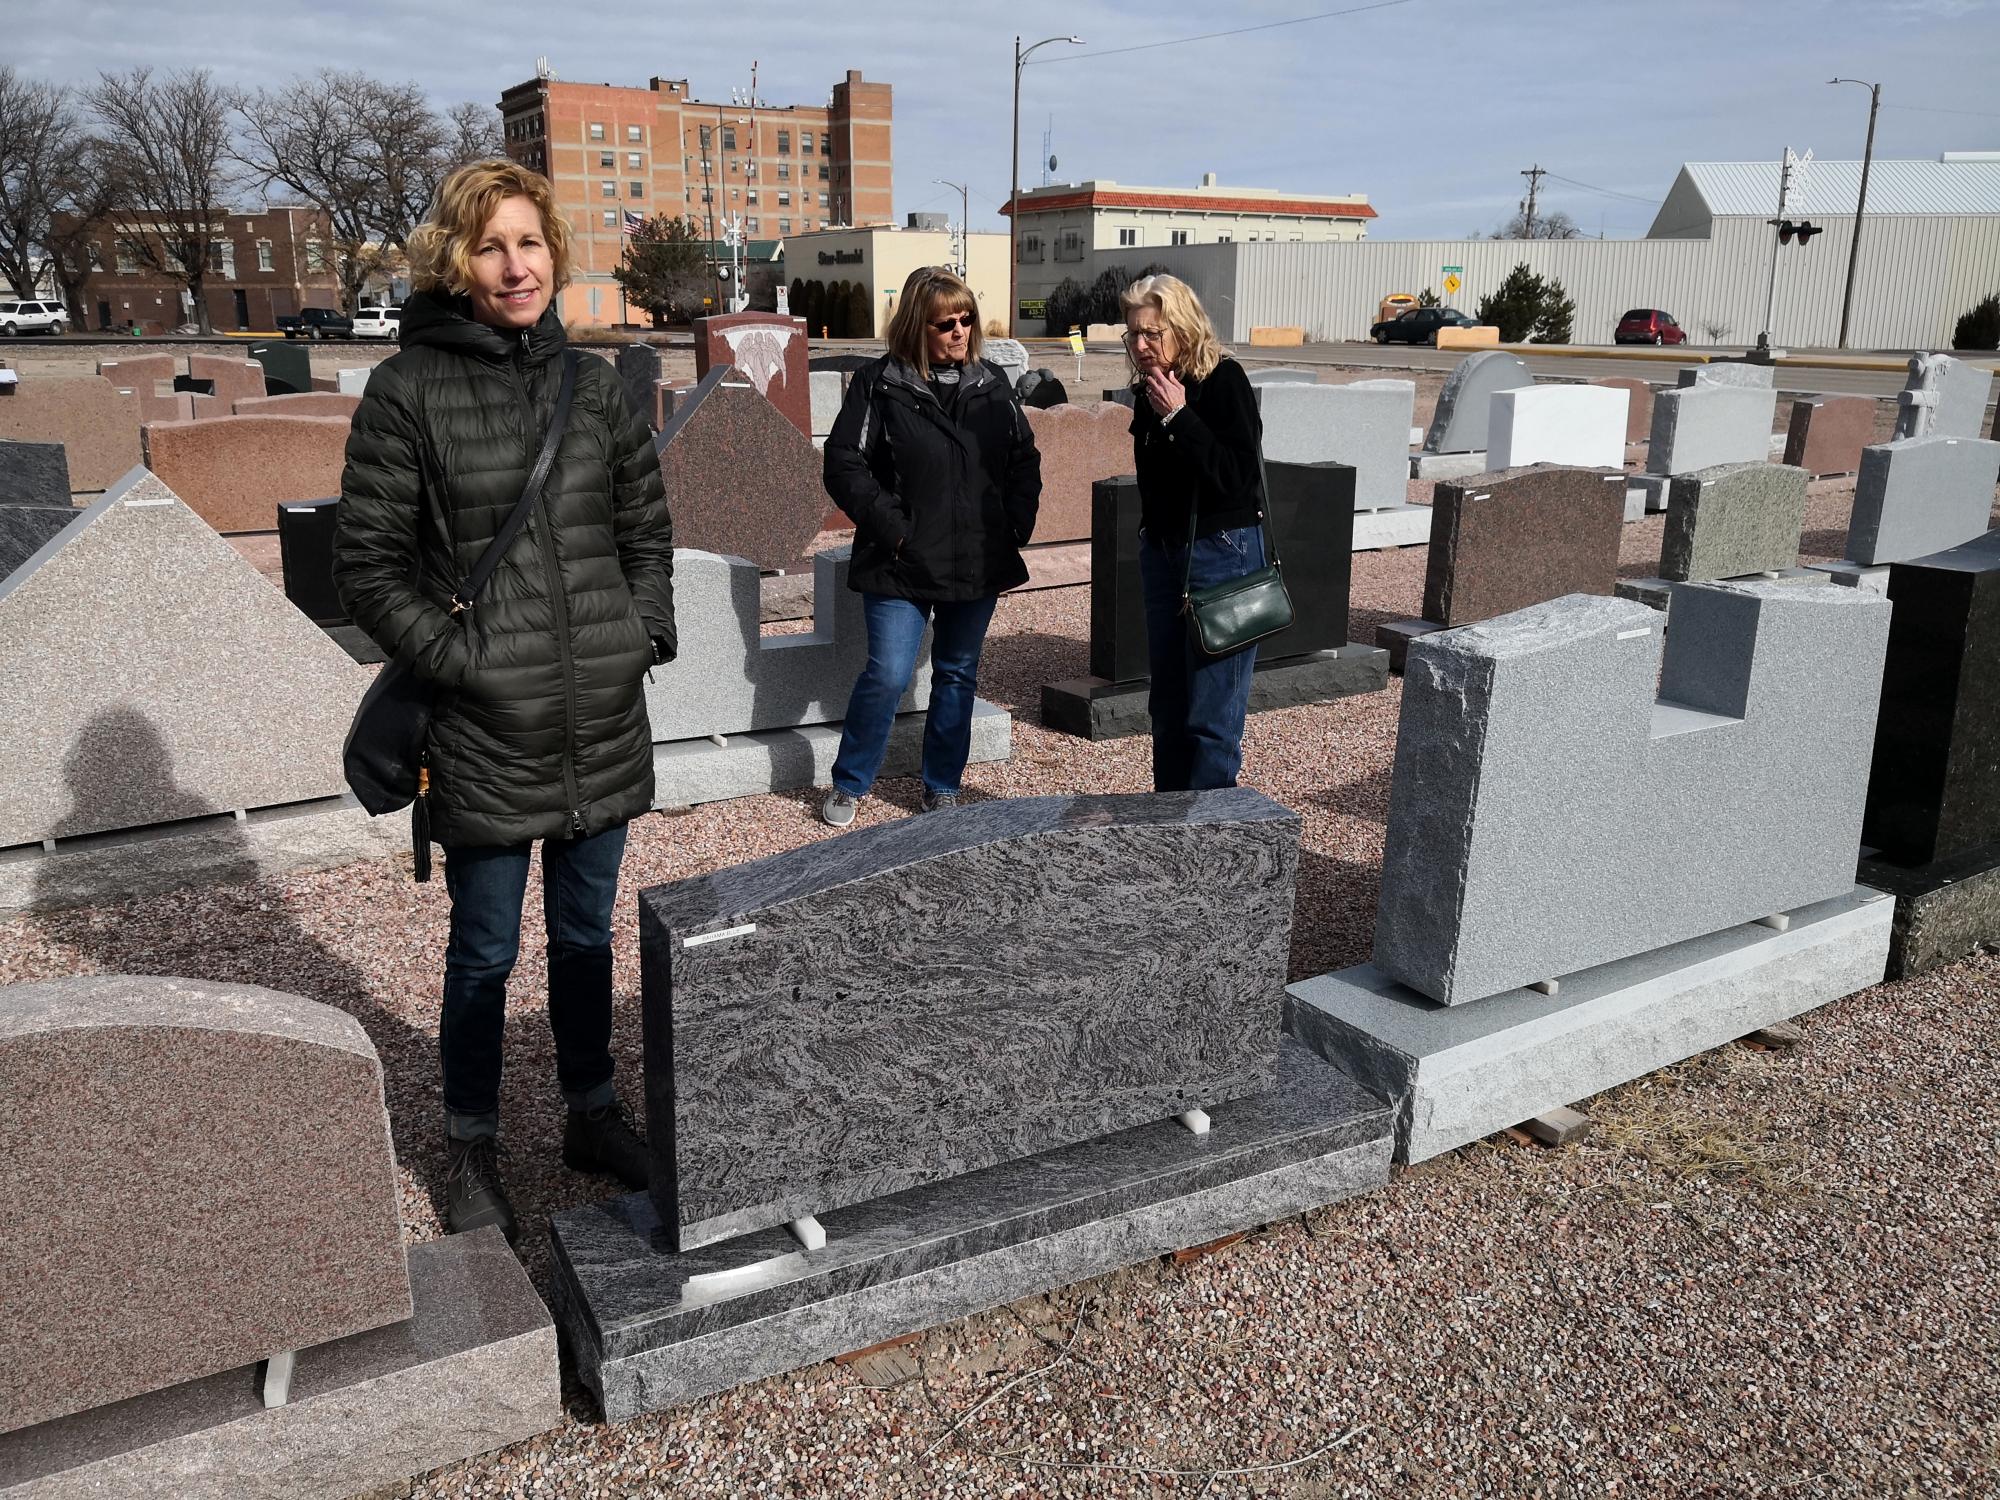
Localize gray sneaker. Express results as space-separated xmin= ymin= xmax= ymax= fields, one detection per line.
xmin=920 ymin=789 xmax=961 ymax=813
xmin=820 ymin=788 xmax=859 ymax=827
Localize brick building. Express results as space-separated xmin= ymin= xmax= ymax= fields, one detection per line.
xmin=61 ymin=205 xmax=343 ymax=334
xmin=499 ymin=67 xmax=892 ymax=326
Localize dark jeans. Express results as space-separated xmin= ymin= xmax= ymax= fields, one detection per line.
xmin=831 ymin=592 xmax=998 ymax=798
xmin=1139 ymin=524 xmax=1266 ymax=792
xmin=440 ymin=821 xmax=628 ymax=1141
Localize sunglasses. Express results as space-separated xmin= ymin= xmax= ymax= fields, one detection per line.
xmin=928 ymin=312 xmax=975 ymax=333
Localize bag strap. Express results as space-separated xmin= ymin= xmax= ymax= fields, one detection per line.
xmin=449 ymin=348 xmax=580 ymax=614
xmin=1181 ymin=437 xmax=1283 ymax=602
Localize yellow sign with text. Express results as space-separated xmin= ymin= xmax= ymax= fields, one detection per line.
xmin=1067 ymin=327 xmax=1085 ymax=356
xmin=1443 ymin=273 xmax=1462 ymax=296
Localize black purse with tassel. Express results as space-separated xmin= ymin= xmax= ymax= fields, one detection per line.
xmin=342 ymin=350 xmax=580 ymax=880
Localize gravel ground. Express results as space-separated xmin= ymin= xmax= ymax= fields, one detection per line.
xmin=5 ymin=435 xmax=2000 ymax=1494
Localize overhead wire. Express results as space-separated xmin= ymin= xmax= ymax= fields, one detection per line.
xmin=1026 ymin=0 xmax=1417 ymax=65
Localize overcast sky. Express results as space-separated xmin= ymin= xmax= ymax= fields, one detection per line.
xmin=14 ymin=0 xmax=2000 ymax=240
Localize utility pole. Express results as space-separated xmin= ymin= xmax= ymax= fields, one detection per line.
xmin=1010 ymin=34 xmax=1083 ymax=336
xmin=1829 ymin=78 xmax=1881 ymax=351
xmin=933 ymin=179 xmax=968 ymax=276
xmin=1756 ymin=147 xmax=1811 ymax=360
xmin=1519 ymin=164 xmax=1546 ymax=238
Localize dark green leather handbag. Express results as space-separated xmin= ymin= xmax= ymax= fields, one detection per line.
xmin=1182 ymin=451 xmax=1292 ymax=659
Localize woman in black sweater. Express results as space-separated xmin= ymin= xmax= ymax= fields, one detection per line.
xmin=1121 ymin=273 xmax=1267 ymax=791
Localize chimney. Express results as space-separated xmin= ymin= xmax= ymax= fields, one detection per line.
xmin=1200 ymin=172 xmax=1217 ymax=188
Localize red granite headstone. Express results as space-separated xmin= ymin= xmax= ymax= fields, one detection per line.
xmin=142 ymin=414 xmax=351 ymax=532
xmin=1025 ymin=403 xmax=1135 ymax=544
xmin=1423 ymin=464 xmax=1629 ymax=626
xmin=655 ymin=367 xmax=825 ymax=572
xmin=186 ymin=352 xmax=267 ymax=406
xmin=1782 ymin=395 xmax=1875 ymax=477
xmin=0 ymin=375 xmax=143 ymax=491
xmin=694 ymin=313 xmax=810 ymax=439
xmin=1593 ymin=377 xmax=1656 ymax=445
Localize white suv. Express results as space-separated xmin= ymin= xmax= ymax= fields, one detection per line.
xmin=351 ymin=305 xmax=400 ymax=340
xmin=0 ymin=299 xmax=68 ymax=336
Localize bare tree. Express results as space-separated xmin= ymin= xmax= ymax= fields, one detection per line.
xmin=446 ymin=101 xmax=504 ymax=165
xmin=1487 ymin=208 xmax=1583 ymax=241
xmin=0 ymin=69 xmax=121 ymax=306
xmin=235 ymin=70 xmax=381 ymax=313
xmin=87 ymin=67 xmax=233 ymax=333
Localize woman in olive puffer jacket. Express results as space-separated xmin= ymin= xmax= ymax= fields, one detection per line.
xmin=334 ymin=160 xmax=673 ymax=1247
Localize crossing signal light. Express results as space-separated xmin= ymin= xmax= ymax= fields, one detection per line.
xmin=1775 ymin=219 xmax=1824 ymax=246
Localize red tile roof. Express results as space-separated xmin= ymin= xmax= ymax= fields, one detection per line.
xmin=1004 ymin=187 xmax=1375 ymax=220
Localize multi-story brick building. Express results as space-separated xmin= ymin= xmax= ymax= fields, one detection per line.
xmin=498 ymin=67 xmax=892 ymax=326
xmin=60 ymin=205 xmax=342 ymax=334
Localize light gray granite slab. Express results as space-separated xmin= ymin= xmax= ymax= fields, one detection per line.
xmin=1891 ymin=352 xmax=1994 ymax=441
xmin=1256 ymin=380 xmax=1415 ymax=511
xmin=643 ymin=546 xmax=929 ymax=743
xmin=0 ymin=467 xmax=367 ymax=848
xmin=1843 ymin=435 xmax=2000 ymax=567
xmin=0 ymin=1230 xmax=559 ymax=1499
xmin=809 ymin=370 xmax=844 ymax=435
xmin=1644 ymin=383 xmax=1778 ymax=476
xmin=1374 ymin=582 xmax=1891 ymax=1005
xmin=639 ymin=788 xmax=1301 ymax=1250
xmin=1675 ymin=362 xmax=1775 ymax=390
xmin=550 ymin=1039 xmax=1391 ymax=1420
xmin=1658 ymin=461 xmax=1810 ymax=580
xmin=1486 ymin=385 xmax=1628 ymax=472
xmin=1290 ymin=886 xmax=1891 ymax=1163
xmin=1245 ymin=368 xmax=1318 ymax=386
xmin=651 ymin=698 xmax=1010 ymax=807
xmin=1422 ymin=351 xmax=1532 ymax=455
xmin=982 ymin=339 xmax=1030 ymax=389
xmin=1411 ymin=450 xmax=1489 ymax=481
xmin=1352 ymin=504 xmax=1433 ymax=550
xmin=334 ymin=368 xmax=371 ymax=396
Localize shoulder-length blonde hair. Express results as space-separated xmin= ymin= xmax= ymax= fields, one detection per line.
xmin=406 ymin=159 xmax=575 ymax=299
xmin=1120 ymin=273 xmax=1223 ymax=382
xmin=884 ymin=265 xmax=984 ymax=376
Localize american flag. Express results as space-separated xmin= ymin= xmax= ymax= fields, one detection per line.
xmin=621 ymin=210 xmax=647 ymax=237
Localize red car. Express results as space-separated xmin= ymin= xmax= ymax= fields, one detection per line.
xmin=1615 ymin=308 xmax=1686 ymax=345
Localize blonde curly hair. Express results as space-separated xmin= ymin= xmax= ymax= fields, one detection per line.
xmin=406 ymin=159 xmax=574 ymax=299
xmin=1120 ymin=273 xmax=1223 ymax=382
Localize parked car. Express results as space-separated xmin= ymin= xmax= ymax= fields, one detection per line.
xmin=1369 ymin=306 xmax=1480 ymax=345
xmin=350 ymin=305 xmax=401 ymax=341
xmin=276 ymin=306 xmax=355 ymax=340
xmin=0 ymin=299 xmax=69 ymax=336
xmin=1614 ymin=308 xmax=1686 ymax=345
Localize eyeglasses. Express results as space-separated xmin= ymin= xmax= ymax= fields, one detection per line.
xmin=1122 ymin=327 xmax=1169 ymax=347
xmin=929 ymin=312 xmax=975 ymax=333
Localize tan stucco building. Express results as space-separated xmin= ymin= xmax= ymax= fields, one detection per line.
xmin=785 ymin=226 xmax=1011 ymax=338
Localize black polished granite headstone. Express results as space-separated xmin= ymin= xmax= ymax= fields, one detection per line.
xmin=551 ymin=1038 xmax=1392 ymax=1421
xmin=617 ymin=343 xmax=665 ymax=432
xmin=0 ymin=439 xmax=72 ymax=506
xmin=0 ymin=505 xmax=80 ymax=582
xmin=639 ymin=789 xmax=1299 ymax=1251
xmin=171 ymin=375 xmax=216 ymax=397
xmin=1088 ymin=477 xmax=1148 ymax=682
xmin=277 ymin=497 xmax=345 ymax=625
xmin=1858 ymin=527 xmax=2000 ymax=976
xmin=246 ymin=340 xmax=313 ymax=396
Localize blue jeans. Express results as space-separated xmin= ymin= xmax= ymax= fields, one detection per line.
xmin=1139 ymin=525 xmax=1266 ymax=792
xmin=832 ymin=593 xmax=998 ymax=798
xmin=440 ymin=822 xmax=628 ymax=1141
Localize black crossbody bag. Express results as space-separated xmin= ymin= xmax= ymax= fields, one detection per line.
xmin=1182 ymin=447 xmax=1294 ymax=659
xmin=342 ymin=349 xmax=579 ymax=880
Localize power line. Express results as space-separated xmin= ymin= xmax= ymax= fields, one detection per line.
xmin=1542 ymin=171 xmax=1659 ymax=204
xmin=1881 ymin=102 xmax=2000 ymax=119
xmin=1027 ymin=0 xmax=1417 ymax=65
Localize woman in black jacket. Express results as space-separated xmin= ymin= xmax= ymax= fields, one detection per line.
xmin=1122 ymin=274 xmax=1268 ymax=792
xmin=818 ymin=265 xmax=1041 ymax=826
xmin=333 ymin=160 xmax=674 ymax=1245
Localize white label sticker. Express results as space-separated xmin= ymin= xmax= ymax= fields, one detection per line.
xmin=1616 ymin=627 xmax=1651 ymax=640
xmin=683 ymin=922 xmax=756 ymax=948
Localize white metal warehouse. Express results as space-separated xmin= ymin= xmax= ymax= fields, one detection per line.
xmin=1083 ymin=153 xmax=2000 ymax=349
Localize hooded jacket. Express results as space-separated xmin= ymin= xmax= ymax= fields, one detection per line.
xmin=822 ymin=355 xmax=1041 ymax=601
xmin=333 ymin=290 xmax=674 ymax=848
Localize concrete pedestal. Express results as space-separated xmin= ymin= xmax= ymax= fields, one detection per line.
xmin=1411 ymin=451 xmax=1487 ymax=481
xmin=1040 ymin=646 xmax=1388 ymax=742
xmin=1351 ymin=505 xmax=1433 ymax=551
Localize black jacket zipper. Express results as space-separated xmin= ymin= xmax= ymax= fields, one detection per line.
xmin=511 ymin=331 xmax=586 ymax=837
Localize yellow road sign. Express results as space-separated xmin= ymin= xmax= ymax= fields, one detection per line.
xmin=1443 ymin=273 xmax=1462 ymax=296
xmin=1067 ymin=327 xmax=1085 ymax=356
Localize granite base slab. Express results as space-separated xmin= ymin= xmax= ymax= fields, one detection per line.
xmin=1411 ymin=451 xmax=1487 ymax=481
xmin=652 ymin=699 xmax=1011 ymax=807
xmin=1286 ymin=886 xmax=1891 ymax=1164
xmin=1614 ymin=567 xmax=1825 ymax=612
xmin=1807 ymin=560 xmax=1891 ymax=595
xmin=1376 ymin=618 xmax=1444 ymax=673
xmin=1351 ymin=504 xmax=1432 ymax=550
xmin=0 ymin=1230 xmax=559 ymax=1500
xmin=1040 ymin=646 xmax=1389 ymax=742
xmin=1859 ymin=845 xmax=2000 ymax=980
xmin=549 ymin=1039 xmax=1392 ymax=1421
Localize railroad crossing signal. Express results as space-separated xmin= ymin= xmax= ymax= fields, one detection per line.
xmin=1774 ymin=219 xmax=1824 ymax=245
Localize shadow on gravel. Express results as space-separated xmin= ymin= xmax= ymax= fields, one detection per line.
xmin=1290 ymin=847 xmax=1380 ymax=981
xmin=973 ymin=628 xmax=1087 ymax=719
xmin=1305 ymin=764 xmax=1394 ymax=825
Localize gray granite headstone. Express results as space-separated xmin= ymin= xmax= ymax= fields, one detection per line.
xmin=639 ymin=788 xmax=1301 ymax=1250
xmin=1659 ymin=462 xmax=1810 ymax=581
xmin=0 ymin=439 xmax=72 ymax=506
xmin=1891 ymin=353 xmax=1994 ymax=441
xmin=809 ymin=370 xmax=844 ymax=437
xmin=1422 ymin=351 xmax=1532 ymax=455
xmin=982 ymin=338 xmax=1030 ymax=388
xmin=1257 ymin=380 xmax=1415 ymax=512
xmin=1374 ymin=582 xmax=1891 ymax=1005
xmin=642 ymin=546 xmax=929 ymax=742
xmin=1644 ymin=382 xmax=1778 ymax=476
xmin=1676 ymin=362 xmax=1775 ymax=390
xmin=1246 ymin=368 xmax=1318 ymax=386
xmin=617 ymin=342 xmax=666 ymax=431
xmin=336 ymin=367 xmax=372 ymax=396
xmin=1844 ymin=434 xmax=2000 ymax=566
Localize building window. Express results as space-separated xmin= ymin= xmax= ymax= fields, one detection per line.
xmin=1216 ymin=232 xmax=1232 ymax=243
xmin=779 ymin=218 xmax=791 ymax=236
xmin=777 ymin=162 xmax=790 ymax=180
xmin=1056 ymin=230 xmax=1085 ymax=263
xmin=818 ymin=162 xmax=829 ymax=181
xmin=701 ymin=188 xmax=713 ymax=203
xmin=801 ymin=132 xmax=814 ymax=155
xmin=1018 ymin=234 xmax=1043 ymax=264
xmin=87 ymin=240 xmax=103 ymax=270
xmin=819 ymin=192 xmax=829 ymax=207
xmin=115 ymin=239 xmax=139 ymax=273
xmin=256 ymin=240 xmax=274 ymax=271
xmin=304 ymin=240 xmax=328 ymax=273
xmin=777 ymin=129 xmax=790 ymax=154
xmin=1118 ymin=228 xmax=1137 ymax=247
xmin=629 ymin=181 xmax=644 ymax=198
xmin=746 ymin=217 xmax=759 ymax=233
xmin=600 ymin=151 xmax=614 ymax=168
xmin=627 ymin=151 xmax=642 ymax=169
xmin=602 ymin=180 xmax=617 ymax=198
xmin=604 ymin=210 xmax=617 ymax=227
xmin=206 ymin=241 xmax=234 ymax=275
xmin=699 ymin=124 xmax=712 ymax=149
xmin=699 ymin=158 xmax=711 ymax=174
xmin=776 ymin=191 xmax=790 ymax=206
xmin=589 ymin=122 xmax=605 ymax=140
xmin=627 ymin=124 xmax=642 ymax=143
xmin=1170 ymin=229 xmax=1190 ymax=246
xmin=745 ymin=160 xmax=757 ymax=178
xmin=721 ymin=125 xmax=736 ymax=150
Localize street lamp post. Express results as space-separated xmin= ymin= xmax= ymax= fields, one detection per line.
xmin=1010 ymin=33 xmax=1083 ymax=336
xmin=1829 ymin=77 xmax=1881 ymax=352
xmin=933 ymin=178 xmax=968 ymax=275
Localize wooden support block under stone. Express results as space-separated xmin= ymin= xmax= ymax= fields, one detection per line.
xmin=1170 ymin=1230 xmax=1249 ymax=1265
xmin=1741 ymin=1020 xmax=1803 ymax=1050
xmin=834 ymin=1330 xmax=921 ymax=1366
xmin=1521 ymin=1106 xmax=1592 ymax=1146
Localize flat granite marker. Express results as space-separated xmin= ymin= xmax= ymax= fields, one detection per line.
xmin=1842 ymin=435 xmax=2000 ymax=567
xmin=1858 ymin=529 xmax=2000 ymax=976
xmin=655 ymin=366 xmax=826 ymax=572
xmin=0 ymin=467 xmax=366 ymax=848
xmin=1656 ymin=462 xmax=1810 ymax=581
xmin=0 ymin=440 xmax=72 ymax=505
xmin=1257 ymin=379 xmax=1416 ymax=512
xmin=1421 ymin=350 xmax=1532 ymax=456
xmin=639 ymin=789 xmax=1300 ymax=1250
xmin=694 ymin=312 xmax=810 ymax=438
xmin=1373 ymin=583 xmax=1891 ymax=1006
xmin=1892 ymin=352 xmax=1994 ymax=441
xmin=1782 ymin=395 xmax=1875 ymax=476
xmin=1486 ymin=385 xmax=1628 ymax=472
xmin=0 ymin=975 xmax=410 ymax=1433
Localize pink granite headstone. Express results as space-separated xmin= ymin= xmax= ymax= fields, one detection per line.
xmin=186 ymin=352 xmax=268 ymax=406
xmin=694 ymin=313 xmax=810 ymax=439
xmin=0 ymin=375 xmax=143 ymax=491
xmin=1782 ymin=395 xmax=1876 ymax=477
xmin=142 ymin=414 xmax=350 ymax=532
xmin=232 ymin=391 xmax=362 ymax=420
xmin=0 ymin=974 xmax=411 ymax=1434
xmin=1594 ymin=377 xmax=1656 ymax=445
xmin=1025 ymin=403 xmax=1136 ymax=543
xmin=656 ymin=367 xmax=825 ymax=572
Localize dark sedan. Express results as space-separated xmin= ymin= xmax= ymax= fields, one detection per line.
xmin=1370 ymin=306 xmax=1480 ymax=345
